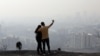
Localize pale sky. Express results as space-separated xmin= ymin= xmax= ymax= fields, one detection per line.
xmin=0 ymin=0 xmax=100 ymax=25
xmin=0 ymin=0 xmax=100 ymax=50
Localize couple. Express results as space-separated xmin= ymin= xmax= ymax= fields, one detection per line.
xmin=35 ymin=20 xmax=54 ymax=54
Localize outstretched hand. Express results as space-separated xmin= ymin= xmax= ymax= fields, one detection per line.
xmin=48 ymin=20 xmax=54 ymax=28
xmin=52 ymin=20 xmax=54 ymax=22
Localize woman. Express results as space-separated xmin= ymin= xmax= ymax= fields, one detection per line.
xmin=35 ymin=25 xmax=42 ymax=54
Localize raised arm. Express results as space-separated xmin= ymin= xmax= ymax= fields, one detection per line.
xmin=48 ymin=20 xmax=54 ymax=28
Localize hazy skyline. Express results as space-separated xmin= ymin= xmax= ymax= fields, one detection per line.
xmin=0 ymin=0 xmax=100 ymax=52
xmin=0 ymin=0 xmax=100 ymax=22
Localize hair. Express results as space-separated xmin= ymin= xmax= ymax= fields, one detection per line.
xmin=41 ymin=22 xmax=45 ymax=26
xmin=37 ymin=25 xmax=41 ymax=30
xmin=35 ymin=25 xmax=41 ymax=33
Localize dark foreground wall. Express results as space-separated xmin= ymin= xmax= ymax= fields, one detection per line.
xmin=0 ymin=50 xmax=100 ymax=56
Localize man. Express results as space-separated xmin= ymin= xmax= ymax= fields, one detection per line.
xmin=38 ymin=20 xmax=54 ymax=54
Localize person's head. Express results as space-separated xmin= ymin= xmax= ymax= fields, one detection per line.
xmin=41 ymin=22 xmax=45 ymax=26
xmin=38 ymin=25 xmax=41 ymax=29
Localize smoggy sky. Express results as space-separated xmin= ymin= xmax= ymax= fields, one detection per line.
xmin=0 ymin=0 xmax=100 ymax=25
xmin=0 ymin=0 xmax=100 ymax=50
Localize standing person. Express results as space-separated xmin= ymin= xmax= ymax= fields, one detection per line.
xmin=16 ymin=41 xmax=22 ymax=51
xmin=16 ymin=41 xmax=22 ymax=56
xmin=35 ymin=25 xmax=43 ymax=54
xmin=38 ymin=20 xmax=54 ymax=54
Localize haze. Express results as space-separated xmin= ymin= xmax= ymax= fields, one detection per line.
xmin=0 ymin=0 xmax=100 ymax=25
xmin=0 ymin=0 xmax=100 ymax=52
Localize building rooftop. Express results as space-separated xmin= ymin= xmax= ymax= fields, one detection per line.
xmin=0 ymin=50 xmax=100 ymax=56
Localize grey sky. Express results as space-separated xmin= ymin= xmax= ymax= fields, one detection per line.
xmin=0 ymin=0 xmax=100 ymax=25
xmin=0 ymin=0 xmax=100 ymax=51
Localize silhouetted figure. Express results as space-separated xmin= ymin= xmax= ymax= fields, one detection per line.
xmin=35 ymin=25 xmax=43 ymax=54
xmin=38 ymin=20 xmax=54 ymax=54
xmin=16 ymin=41 xmax=22 ymax=50
xmin=58 ymin=48 xmax=61 ymax=51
